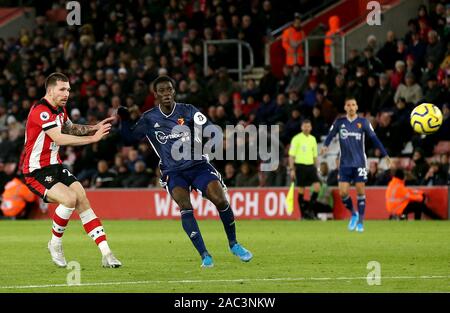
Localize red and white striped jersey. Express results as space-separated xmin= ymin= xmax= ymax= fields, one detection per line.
xmin=22 ymin=98 xmax=69 ymax=174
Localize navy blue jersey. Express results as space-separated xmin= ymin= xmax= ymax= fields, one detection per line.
xmin=323 ymin=117 xmax=388 ymax=168
xmin=120 ymin=103 xmax=218 ymax=176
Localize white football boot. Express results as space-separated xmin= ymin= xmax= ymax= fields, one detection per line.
xmin=102 ymin=252 xmax=122 ymax=268
xmin=48 ymin=240 xmax=67 ymax=267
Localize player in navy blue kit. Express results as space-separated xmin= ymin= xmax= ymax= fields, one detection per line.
xmin=320 ymin=97 xmax=391 ymax=232
xmin=117 ymin=75 xmax=252 ymax=267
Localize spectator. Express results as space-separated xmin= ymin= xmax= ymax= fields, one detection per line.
xmin=407 ymin=32 xmax=427 ymax=67
xmin=377 ymin=31 xmax=397 ymax=70
xmin=282 ymin=108 xmax=302 ymax=144
xmin=92 ymin=160 xmax=118 ymax=188
xmin=122 ymin=160 xmax=152 ymax=188
xmin=394 ymin=73 xmax=423 ymax=105
xmin=436 ymin=103 xmax=450 ymax=141
xmin=423 ymin=76 xmax=442 ymax=104
xmin=361 ymin=47 xmax=384 ymax=75
xmin=425 ymin=31 xmax=444 ymax=68
xmin=268 ymin=93 xmax=288 ymax=124
xmin=235 ymin=162 xmax=259 ymax=187
xmin=367 ymin=161 xmax=379 ymax=186
xmin=255 ymin=94 xmax=276 ymax=125
xmin=422 ymin=162 xmax=447 ymax=185
xmin=285 ymin=64 xmax=307 ymax=94
xmin=391 ymin=60 xmax=406 ymax=90
xmin=223 ymin=162 xmax=237 ymax=187
xmin=405 ymin=54 xmax=422 ymax=82
xmin=411 ymin=148 xmax=429 ymax=184
xmin=258 ymin=65 xmax=278 ymax=98
xmin=371 ymin=73 xmax=395 ymax=114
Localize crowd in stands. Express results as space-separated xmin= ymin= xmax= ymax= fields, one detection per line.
xmin=0 ymin=0 xmax=449 ymax=194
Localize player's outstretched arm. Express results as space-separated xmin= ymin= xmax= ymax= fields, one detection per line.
xmin=46 ymin=123 xmax=111 ymax=146
xmin=115 ymin=106 xmax=147 ymax=145
xmin=62 ymin=117 xmax=115 ymax=136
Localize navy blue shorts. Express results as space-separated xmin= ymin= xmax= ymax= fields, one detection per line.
xmin=162 ymin=162 xmax=226 ymax=196
xmin=338 ymin=166 xmax=368 ymax=183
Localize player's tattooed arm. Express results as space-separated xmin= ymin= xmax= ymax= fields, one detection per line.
xmin=61 ymin=120 xmax=96 ymax=136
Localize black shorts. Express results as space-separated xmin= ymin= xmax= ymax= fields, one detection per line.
xmin=24 ymin=164 xmax=78 ymax=202
xmin=295 ymin=164 xmax=320 ymax=187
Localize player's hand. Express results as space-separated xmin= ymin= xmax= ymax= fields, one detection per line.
xmin=95 ymin=116 xmax=115 ymax=130
xmin=91 ymin=123 xmax=111 ymax=142
xmin=320 ymin=146 xmax=328 ymax=155
xmin=116 ymin=106 xmax=130 ymax=121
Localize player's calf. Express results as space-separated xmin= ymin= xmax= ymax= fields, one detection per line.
xmin=79 ymin=208 xmax=121 ymax=268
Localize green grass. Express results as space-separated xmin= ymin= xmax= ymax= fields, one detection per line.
xmin=1 ymin=220 xmax=450 ymax=292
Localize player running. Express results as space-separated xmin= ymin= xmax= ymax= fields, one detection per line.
xmin=320 ymin=97 xmax=390 ymax=232
xmin=117 ymin=75 xmax=252 ymax=267
xmin=22 ymin=72 xmax=121 ymax=268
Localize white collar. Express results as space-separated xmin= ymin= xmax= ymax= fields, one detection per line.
xmin=346 ymin=115 xmax=358 ymax=123
xmin=158 ymin=102 xmax=177 ymax=118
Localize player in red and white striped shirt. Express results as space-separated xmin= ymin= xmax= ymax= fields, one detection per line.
xmin=23 ymin=72 xmax=121 ymax=268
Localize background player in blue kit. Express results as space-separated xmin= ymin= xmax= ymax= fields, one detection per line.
xmin=117 ymin=75 xmax=252 ymax=267
xmin=320 ymin=97 xmax=391 ymax=232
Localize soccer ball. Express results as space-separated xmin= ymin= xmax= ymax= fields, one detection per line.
xmin=410 ymin=103 xmax=443 ymax=134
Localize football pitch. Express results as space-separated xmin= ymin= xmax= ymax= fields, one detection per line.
xmin=1 ymin=220 xmax=449 ymax=293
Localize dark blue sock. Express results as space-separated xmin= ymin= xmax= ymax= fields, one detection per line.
xmin=357 ymin=195 xmax=366 ymax=223
xmin=342 ymin=195 xmax=355 ymax=214
xmin=218 ymin=204 xmax=237 ymax=248
xmin=180 ymin=209 xmax=208 ymax=258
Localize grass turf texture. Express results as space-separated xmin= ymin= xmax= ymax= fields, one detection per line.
xmin=1 ymin=220 xmax=449 ymax=292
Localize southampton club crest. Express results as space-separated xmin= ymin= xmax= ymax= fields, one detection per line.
xmin=44 ymin=176 xmax=53 ymax=183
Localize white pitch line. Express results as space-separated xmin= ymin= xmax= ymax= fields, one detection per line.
xmin=1 ymin=275 xmax=450 ymax=290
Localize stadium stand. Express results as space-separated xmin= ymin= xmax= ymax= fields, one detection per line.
xmin=0 ymin=0 xmax=448 ymax=193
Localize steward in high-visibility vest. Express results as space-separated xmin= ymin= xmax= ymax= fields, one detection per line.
xmin=1 ymin=177 xmax=38 ymax=217
xmin=324 ymin=15 xmax=341 ymax=64
xmin=282 ymin=13 xmax=306 ymax=66
xmin=385 ymin=169 xmax=441 ymax=220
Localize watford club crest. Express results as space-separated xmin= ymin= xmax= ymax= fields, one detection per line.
xmin=357 ymin=123 xmax=362 ymax=129
xmin=177 ymin=118 xmax=185 ymax=125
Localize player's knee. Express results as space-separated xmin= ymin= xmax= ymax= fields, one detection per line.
xmin=62 ymin=191 xmax=77 ymax=208
xmin=339 ymin=190 xmax=348 ymax=198
xmin=215 ymin=199 xmax=229 ymax=211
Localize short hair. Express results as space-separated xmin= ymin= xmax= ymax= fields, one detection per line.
xmin=45 ymin=72 xmax=69 ymax=90
xmin=302 ymin=119 xmax=312 ymax=125
xmin=345 ymin=96 xmax=357 ymax=102
xmin=152 ymin=75 xmax=175 ymax=92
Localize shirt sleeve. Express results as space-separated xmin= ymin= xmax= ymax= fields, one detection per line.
xmin=120 ymin=114 xmax=149 ymax=146
xmin=323 ymin=120 xmax=339 ymax=147
xmin=31 ymin=107 xmax=58 ymax=131
xmin=312 ymin=137 xmax=318 ymax=158
xmin=288 ymin=136 xmax=298 ymax=157
xmin=364 ymin=118 xmax=388 ymax=157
